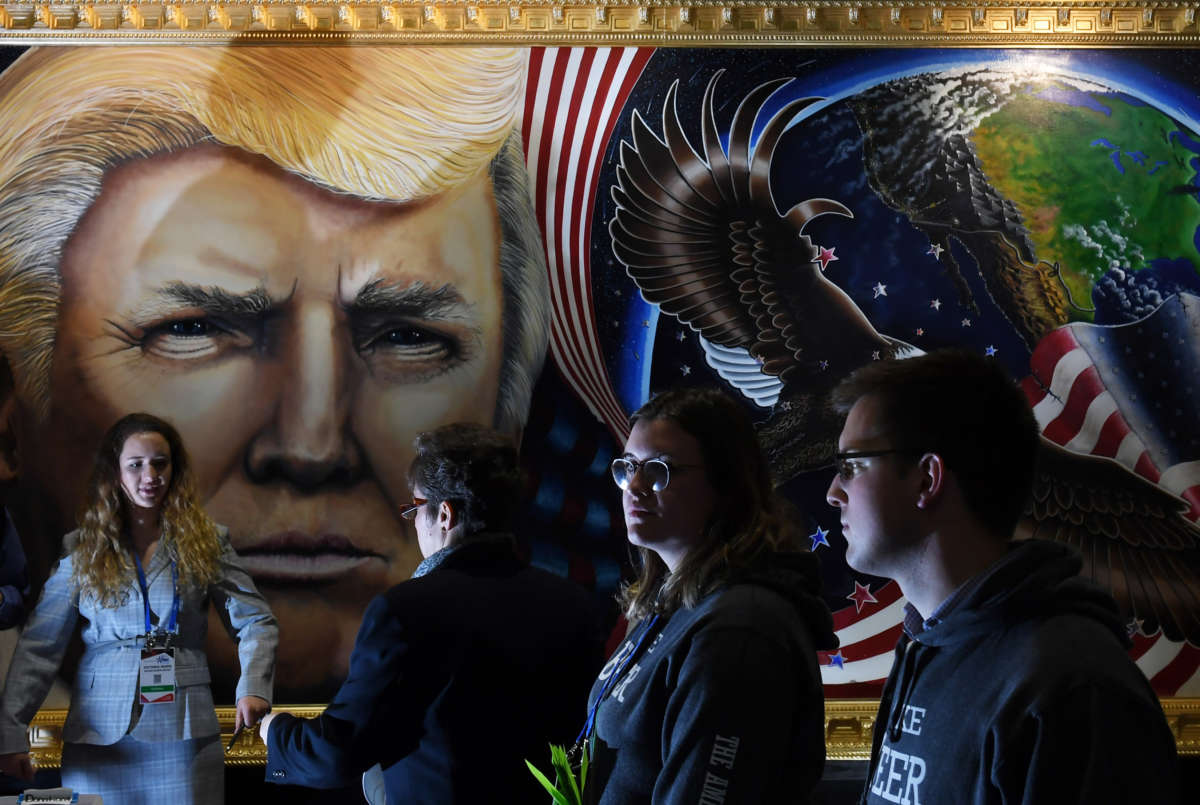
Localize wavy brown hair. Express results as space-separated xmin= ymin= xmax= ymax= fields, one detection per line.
xmin=71 ymin=413 xmax=222 ymax=607
xmin=619 ymin=388 xmax=802 ymax=620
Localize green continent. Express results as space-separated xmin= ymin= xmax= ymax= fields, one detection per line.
xmin=972 ymin=87 xmax=1200 ymax=322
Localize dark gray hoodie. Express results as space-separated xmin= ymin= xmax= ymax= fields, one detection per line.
xmin=861 ymin=539 xmax=1178 ymax=805
xmin=585 ymin=550 xmax=838 ymax=805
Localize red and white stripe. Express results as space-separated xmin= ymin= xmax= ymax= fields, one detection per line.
xmin=1022 ymin=326 xmax=1200 ymax=695
xmin=523 ymin=47 xmax=656 ymax=443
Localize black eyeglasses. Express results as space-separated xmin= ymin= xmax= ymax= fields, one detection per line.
xmin=610 ymin=457 xmax=700 ymax=492
xmin=399 ymin=496 xmax=427 ymax=520
xmin=833 ymin=449 xmax=926 ymax=481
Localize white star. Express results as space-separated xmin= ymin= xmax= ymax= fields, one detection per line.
xmin=927 ymin=243 xmax=944 ymax=259
xmin=819 ymin=359 xmax=830 ymax=370
xmin=872 ymin=282 xmax=887 ymax=298
xmin=871 ymin=351 xmax=881 ymax=361
xmin=680 ymin=364 xmax=692 ymax=376
xmin=676 ymin=330 xmax=687 ymax=342
xmin=930 ymin=298 xmax=942 ymax=310
xmin=961 ymin=318 xmax=972 ymax=327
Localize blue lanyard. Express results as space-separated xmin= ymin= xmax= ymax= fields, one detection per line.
xmin=134 ymin=554 xmax=179 ymax=637
xmin=577 ymin=614 xmax=660 ymax=745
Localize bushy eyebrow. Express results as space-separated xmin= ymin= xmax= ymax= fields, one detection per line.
xmin=346 ymin=279 xmax=473 ymax=321
xmin=154 ymin=281 xmax=278 ymax=317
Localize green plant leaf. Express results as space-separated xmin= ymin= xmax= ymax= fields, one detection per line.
xmin=525 ymin=759 xmax=572 ymax=805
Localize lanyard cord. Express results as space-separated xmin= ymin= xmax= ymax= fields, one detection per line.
xmin=134 ymin=554 xmax=180 ymax=637
xmin=576 ymin=614 xmax=660 ymax=745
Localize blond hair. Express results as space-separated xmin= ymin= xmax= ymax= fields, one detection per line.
xmin=0 ymin=46 xmax=546 ymax=428
xmin=71 ymin=413 xmax=222 ymax=606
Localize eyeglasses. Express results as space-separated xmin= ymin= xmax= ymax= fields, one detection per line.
xmin=610 ymin=457 xmax=700 ymax=492
xmin=833 ymin=449 xmax=926 ymax=481
xmin=399 ymin=496 xmax=427 ymax=520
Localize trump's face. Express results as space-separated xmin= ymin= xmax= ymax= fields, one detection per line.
xmin=16 ymin=145 xmax=505 ymax=696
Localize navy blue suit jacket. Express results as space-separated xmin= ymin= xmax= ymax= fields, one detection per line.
xmin=265 ymin=536 xmax=605 ymax=803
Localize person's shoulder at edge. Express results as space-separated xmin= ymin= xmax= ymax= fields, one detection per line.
xmin=684 ymin=551 xmax=837 ymax=648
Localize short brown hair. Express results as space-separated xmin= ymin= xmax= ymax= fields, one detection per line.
xmin=831 ymin=349 xmax=1039 ymax=537
xmin=408 ymin=424 xmax=522 ymax=535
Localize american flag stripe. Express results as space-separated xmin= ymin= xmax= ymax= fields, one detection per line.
xmin=821 ymin=651 xmax=897 ymax=686
xmin=524 ymin=47 xmax=654 ymax=441
xmin=1026 ymin=325 xmax=1200 ymax=695
xmin=819 ymin=583 xmax=904 ymax=687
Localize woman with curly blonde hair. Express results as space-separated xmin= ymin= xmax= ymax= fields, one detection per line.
xmin=0 ymin=413 xmax=277 ymax=804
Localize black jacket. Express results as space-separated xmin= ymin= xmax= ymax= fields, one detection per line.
xmin=862 ymin=539 xmax=1179 ymax=804
xmin=265 ymin=535 xmax=605 ymax=804
xmin=585 ymin=550 xmax=838 ymax=805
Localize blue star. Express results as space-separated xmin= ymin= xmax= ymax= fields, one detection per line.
xmin=827 ymin=652 xmax=845 ymax=669
xmin=985 ymin=345 xmax=998 ymax=357
xmin=809 ymin=525 xmax=830 ymax=551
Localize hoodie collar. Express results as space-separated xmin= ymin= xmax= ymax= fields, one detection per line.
xmin=725 ymin=550 xmax=840 ymax=651
xmin=907 ymin=539 xmax=1125 ymax=648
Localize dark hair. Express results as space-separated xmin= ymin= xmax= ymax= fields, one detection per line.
xmin=408 ymin=423 xmax=522 ymax=535
xmin=621 ymin=387 xmax=799 ymax=619
xmin=831 ymin=349 xmax=1039 ymax=537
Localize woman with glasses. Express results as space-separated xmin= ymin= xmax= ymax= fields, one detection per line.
xmin=581 ymin=387 xmax=838 ymax=804
xmin=0 ymin=413 xmax=277 ymax=804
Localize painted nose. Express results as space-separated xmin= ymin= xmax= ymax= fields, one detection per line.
xmin=245 ymin=302 xmax=364 ymax=491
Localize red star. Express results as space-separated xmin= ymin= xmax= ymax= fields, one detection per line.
xmin=814 ymin=246 xmax=839 ymax=272
xmin=846 ymin=581 xmax=878 ymax=614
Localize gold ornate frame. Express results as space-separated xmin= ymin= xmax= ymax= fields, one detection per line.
xmin=15 ymin=697 xmax=1200 ymax=765
xmin=0 ymin=3 xmax=1195 ymax=44
xmin=3 ymin=0 xmax=1199 ymax=766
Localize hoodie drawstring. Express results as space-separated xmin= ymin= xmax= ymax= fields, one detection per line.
xmin=886 ymin=637 xmax=929 ymax=742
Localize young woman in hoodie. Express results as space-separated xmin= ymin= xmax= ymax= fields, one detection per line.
xmin=582 ymin=387 xmax=838 ymax=804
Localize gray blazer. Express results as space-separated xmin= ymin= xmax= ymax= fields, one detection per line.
xmin=0 ymin=527 xmax=277 ymax=751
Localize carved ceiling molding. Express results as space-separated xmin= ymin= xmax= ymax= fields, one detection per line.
xmin=1 ymin=2 xmax=1199 ymax=43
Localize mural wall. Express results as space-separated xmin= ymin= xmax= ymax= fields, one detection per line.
xmin=1 ymin=44 xmax=1198 ymax=704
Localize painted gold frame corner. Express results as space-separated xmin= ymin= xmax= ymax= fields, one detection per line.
xmin=0 ymin=3 xmax=1197 ymax=46
xmin=21 ymin=698 xmax=1200 ymax=766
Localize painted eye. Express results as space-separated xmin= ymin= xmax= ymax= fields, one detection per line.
xmin=381 ymin=327 xmax=441 ymax=346
xmin=166 ymin=319 xmax=211 ymax=336
xmin=140 ymin=316 xmax=251 ymax=361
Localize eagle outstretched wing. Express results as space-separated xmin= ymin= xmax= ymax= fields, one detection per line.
xmin=1021 ymin=439 xmax=1200 ymax=644
xmin=609 ymin=70 xmax=903 ymax=386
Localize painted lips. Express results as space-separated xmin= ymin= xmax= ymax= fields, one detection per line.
xmin=236 ymin=531 xmax=383 ymax=582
